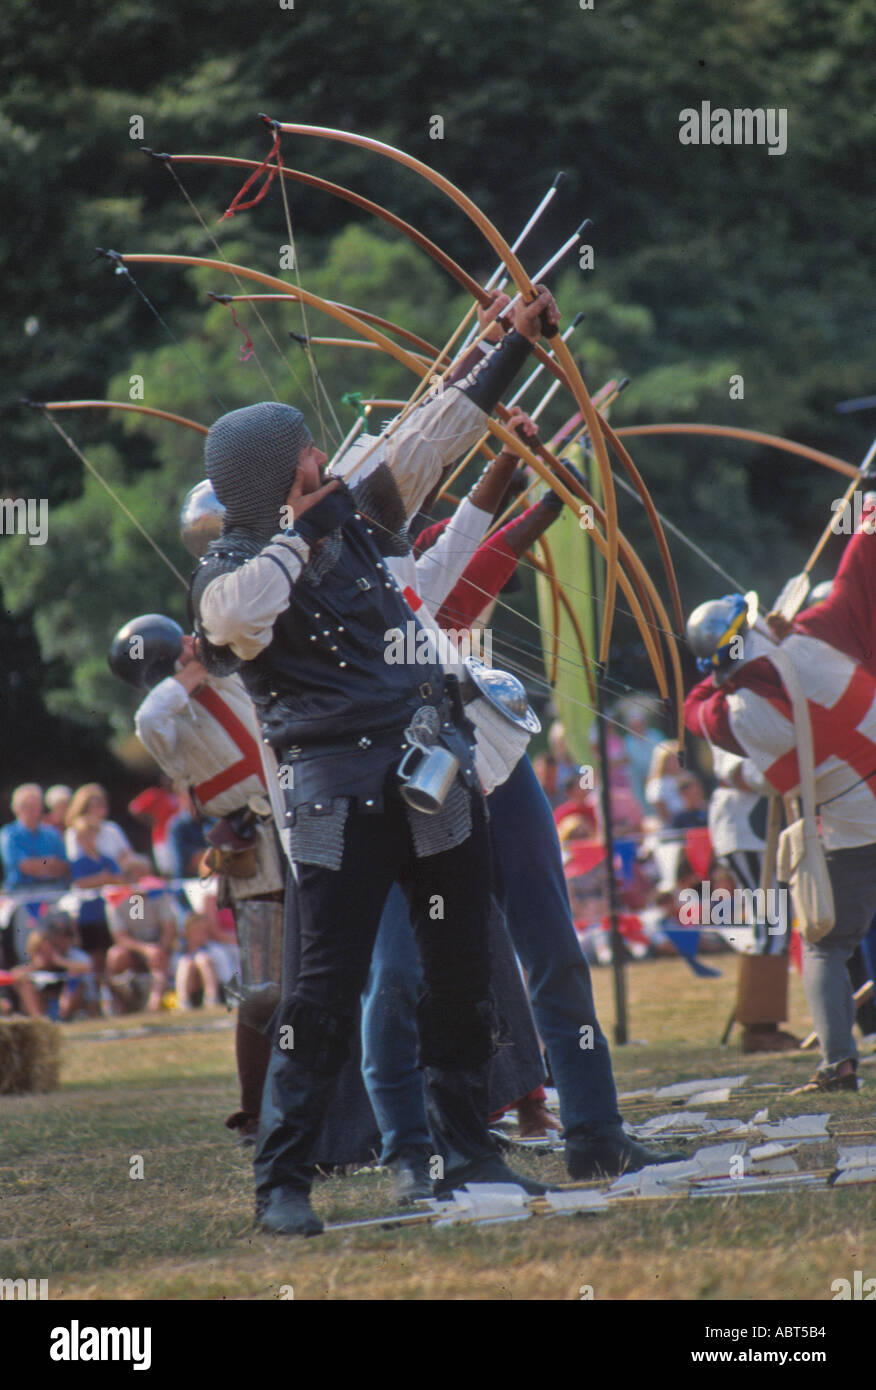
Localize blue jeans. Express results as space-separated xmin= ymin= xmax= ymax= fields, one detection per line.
xmin=487 ymin=756 xmax=621 ymax=1141
xmin=361 ymin=757 xmax=622 ymax=1158
xmin=360 ymin=883 xmax=433 ymax=1163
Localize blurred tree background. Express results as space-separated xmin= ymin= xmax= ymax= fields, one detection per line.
xmin=1 ymin=0 xmax=874 ymax=798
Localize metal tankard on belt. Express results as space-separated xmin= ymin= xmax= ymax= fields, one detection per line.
xmin=396 ymin=705 xmax=460 ymax=815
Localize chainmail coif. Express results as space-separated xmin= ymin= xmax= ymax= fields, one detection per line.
xmin=206 ymin=401 xmax=312 ymax=541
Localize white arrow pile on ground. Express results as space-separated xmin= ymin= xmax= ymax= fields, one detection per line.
xmin=652 ymin=1074 xmax=749 ymax=1099
xmin=833 ymin=1146 xmax=876 ymax=1184
xmin=626 ymin=1109 xmax=832 ymax=1143
xmin=428 ymin=1183 xmax=609 ymax=1227
xmin=627 ymin=1110 xmax=756 ymax=1139
xmin=606 ymin=1140 xmax=800 ymax=1198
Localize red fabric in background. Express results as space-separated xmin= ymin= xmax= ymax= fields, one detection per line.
xmin=436 ymin=535 xmax=518 ymax=630
xmin=128 ymin=787 xmax=179 ymax=848
xmin=415 ymin=504 xmax=545 ymax=631
xmin=685 ymin=827 xmax=713 ymax=879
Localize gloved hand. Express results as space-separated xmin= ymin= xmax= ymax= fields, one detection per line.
xmin=287 ymin=483 xmax=353 ymax=544
xmin=536 ymin=486 xmax=565 ymax=518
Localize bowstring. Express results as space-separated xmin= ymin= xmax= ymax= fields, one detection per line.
xmin=104 ymin=256 xmax=228 ymax=413
xmin=153 ymin=154 xmax=320 ymax=415
xmin=39 ymin=409 xmax=189 ymax=589
xmin=272 ymin=136 xmax=341 ymax=451
xmin=114 ymin=145 xmax=686 ymax=714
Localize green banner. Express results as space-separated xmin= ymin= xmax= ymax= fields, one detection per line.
xmin=534 ymin=446 xmax=596 ymax=766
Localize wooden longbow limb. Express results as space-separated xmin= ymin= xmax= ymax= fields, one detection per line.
xmin=472 ymin=436 xmax=670 ymax=702
xmin=119 ymin=255 xmax=433 ymax=380
xmin=36 ymin=400 xmax=209 ymax=434
xmin=525 ymin=549 xmax=597 ymax=705
xmin=161 ymin=152 xmax=573 ymax=396
xmin=595 ymin=415 xmax=685 ymax=633
xmin=487 ymin=420 xmax=681 ymax=714
xmin=535 ymin=534 xmax=562 ymax=685
xmin=486 ymin=405 xmax=674 ymax=696
xmin=614 ymin=424 xmax=857 ymax=480
xmin=548 ymin=466 xmax=683 ymax=732
xmin=270 ymin=121 xmax=618 ymax=661
xmin=546 ymin=393 xmax=683 ymax=638
xmin=432 ymin=484 xmax=663 ymax=702
xmin=213 ymin=292 xmax=447 ymax=361
xmin=306 ymin=337 xmax=434 ymax=368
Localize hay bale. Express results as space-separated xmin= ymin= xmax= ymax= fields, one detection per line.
xmin=0 ymin=1017 xmax=61 ymax=1094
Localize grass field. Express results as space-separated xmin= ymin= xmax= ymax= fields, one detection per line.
xmin=2 ymin=957 xmax=874 ymax=1301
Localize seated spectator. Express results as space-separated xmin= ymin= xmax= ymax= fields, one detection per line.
xmin=553 ymin=774 xmax=599 ymax=841
xmin=174 ymin=912 xmax=222 ymax=1008
xmin=128 ymin=777 xmax=180 ymax=878
xmin=671 ymin=773 xmax=709 ymax=829
xmin=166 ymin=787 xmax=209 ymax=878
xmin=105 ymin=882 xmax=177 ymax=1013
xmin=10 ymin=912 xmax=96 ymax=1020
xmin=531 ymin=751 xmax=559 ymax=805
xmin=611 ymin=784 xmax=645 ymax=836
xmin=65 ymin=784 xmax=151 ymax=880
xmin=68 ymin=813 xmax=126 ymax=1000
xmin=547 ymin=720 xmax=578 ymax=794
xmin=43 ymin=785 xmax=72 ymax=832
xmin=1 ymin=784 xmax=68 ymax=889
xmin=644 ymin=739 xmax=684 ymax=826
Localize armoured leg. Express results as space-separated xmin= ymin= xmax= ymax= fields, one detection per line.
xmin=225 ymin=1021 xmax=272 ymax=1142
xmin=228 ymin=898 xmax=284 ymax=1032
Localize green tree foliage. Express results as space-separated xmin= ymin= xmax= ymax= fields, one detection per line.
xmin=1 ymin=0 xmax=874 ymax=776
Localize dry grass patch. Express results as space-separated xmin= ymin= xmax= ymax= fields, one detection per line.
xmin=2 ymin=959 xmax=874 ymax=1300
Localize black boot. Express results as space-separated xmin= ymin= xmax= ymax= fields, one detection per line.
xmin=253 ymin=1001 xmax=350 ymax=1237
xmin=565 ymin=1128 xmax=687 ymax=1181
xmin=424 ymin=1064 xmax=559 ymax=1197
xmin=386 ymin=1147 xmax=434 ymax=1204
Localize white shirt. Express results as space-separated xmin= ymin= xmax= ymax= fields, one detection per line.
xmin=200 ymin=389 xmax=486 ymax=660
xmin=708 ymin=748 xmax=768 ymax=857
xmin=135 ymin=671 xmax=284 ymax=898
xmin=387 ymin=505 xmax=531 ymax=796
xmin=66 ymin=820 xmax=131 ymax=865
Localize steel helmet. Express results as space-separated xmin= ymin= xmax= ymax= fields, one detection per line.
xmin=179 ymin=479 xmax=226 ymax=558
xmin=108 ymin=614 xmax=185 ymax=690
xmin=686 ymin=594 xmax=749 ymax=677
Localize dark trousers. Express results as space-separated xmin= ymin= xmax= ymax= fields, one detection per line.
xmin=284 ymin=787 xmax=493 ymax=1047
xmin=255 ymin=786 xmax=496 ymax=1196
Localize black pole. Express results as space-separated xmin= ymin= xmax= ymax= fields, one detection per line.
xmin=586 ymin=517 xmax=629 ymax=1045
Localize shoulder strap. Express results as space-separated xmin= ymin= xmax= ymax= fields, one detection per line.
xmin=760 ymin=647 xmax=819 ymax=830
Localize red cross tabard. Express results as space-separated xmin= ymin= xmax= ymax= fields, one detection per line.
xmin=191 ymin=686 xmax=265 ymax=805
xmin=764 ymin=665 xmax=876 ymax=795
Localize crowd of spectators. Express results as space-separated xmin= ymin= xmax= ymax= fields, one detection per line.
xmin=0 ymin=779 xmax=238 ymax=1021
xmin=5 ymin=703 xmax=875 ymax=1035
xmin=532 ymin=711 xmax=876 ymax=1029
xmin=533 ymin=709 xmax=768 ymax=968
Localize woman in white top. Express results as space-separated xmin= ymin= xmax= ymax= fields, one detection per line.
xmin=64 ymin=784 xmax=150 ymax=877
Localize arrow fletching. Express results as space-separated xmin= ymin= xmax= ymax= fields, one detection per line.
xmin=771 ymin=572 xmax=811 ymax=622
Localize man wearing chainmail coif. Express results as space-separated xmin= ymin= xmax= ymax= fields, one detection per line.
xmin=190 ymin=288 xmax=563 ymax=1236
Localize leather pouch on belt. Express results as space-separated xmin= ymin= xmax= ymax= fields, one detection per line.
xmin=200 ymin=845 xmax=258 ymax=879
xmin=202 ymin=809 xmax=259 ymax=879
